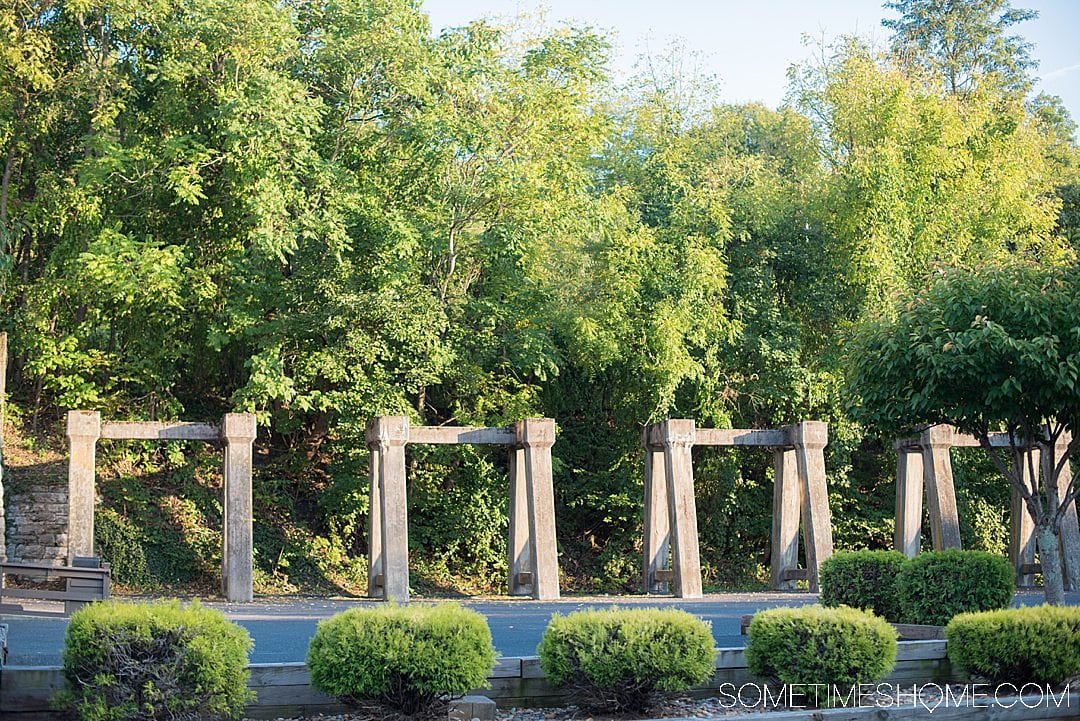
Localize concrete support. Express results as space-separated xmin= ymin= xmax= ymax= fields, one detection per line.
xmin=515 ymin=419 xmax=560 ymax=600
xmin=921 ymin=425 xmax=962 ymax=550
xmin=1046 ymin=433 xmax=1080 ymax=591
xmin=894 ymin=448 xmax=924 ymax=558
xmin=221 ymin=413 xmax=256 ymax=602
xmin=66 ymin=411 xmax=100 ymax=563
xmin=367 ymin=443 xmax=383 ymax=597
xmin=642 ymin=430 xmax=671 ymax=594
xmin=788 ymin=421 xmax=833 ymax=592
xmin=770 ymin=448 xmax=801 ymax=590
xmin=507 ymin=445 xmax=531 ymax=596
xmin=0 ymin=332 xmax=6 ymax=563
xmin=1011 ymin=449 xmax=1040 ymax=587
xmin=658 ymin=419 xmax=702 ymax=599
xmin=366 ymin=416 xmax=410 ymax=602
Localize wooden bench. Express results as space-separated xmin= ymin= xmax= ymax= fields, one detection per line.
xmin=1 ymin=559 xmax=111 ymax=614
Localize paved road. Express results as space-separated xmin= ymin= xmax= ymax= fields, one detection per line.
xmin=2 ymin=589 xmax=1073 ymax=666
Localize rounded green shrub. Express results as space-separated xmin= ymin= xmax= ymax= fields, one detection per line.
xmin=537 ymin=607 xmax=716 ymax=713
xmin=306 ymin=602 xmax=495 ymax=715
xmin=819 ymin=549 xmax=907 ymax=621
xmin=745 ymin=605 xmax=897 ymax=696
xmin=946 ymin=605 xmax=1080 ymax=686
xmin=896 ymin=549 xmax=1014 ymax=626
xmin=59 ymin=599 xmax=253 ymax=721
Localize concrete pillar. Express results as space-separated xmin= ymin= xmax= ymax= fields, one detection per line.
xmin=367 ymin=442 xmax=383 ymax=597
xmin=221 ymin=413 xmax=256 ymax=603
xmin=660 ymin=419 xmax=701 ymax=599
xmin=1046 ymin=433 xmax=1080 ymax=591
xmin=367 ymin=416 xmax=410 ymax=602
xmin=0 ymin=332 xmax=6 ymax=563
xmin=642 ymin=428 xmax=671 ymax=594
xmin=516 ymin=418 xmax=559 ymax=600
xmin=789 ymin=421 xmax=833 ymax=592
xmin=66 ymin=411 xmax=101 ymax=563
xmin=921 ymin=425 xmax=962 ymax=550
xmin=507 ymin=445 xmax=532 ymax=596
xmin=770 ymin=447 xmax=801 ymax=590
xmin=894 ymin=447 xmax=924 ymax=558
xmin=1011 ymin=448 xmax=1039 ymax=586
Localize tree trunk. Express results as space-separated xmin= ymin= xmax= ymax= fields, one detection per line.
xmin=1037 ymin=521 xmax=1065 ymax=605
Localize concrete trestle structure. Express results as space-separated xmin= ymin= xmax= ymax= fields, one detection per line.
xmin=366 ymin=416 xmax=560 ymax=603
xmin=65 ymin=411 xmax=257 ymax=602
xmin=642 ymin=420 xmax=834 ymax=598
xmin=894 ymin=424 xmax=1080 ymax=589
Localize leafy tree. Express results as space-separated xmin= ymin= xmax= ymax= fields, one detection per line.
xmin=847 ymin=263 xmax=1080 ymax=604
xmin=883 ymin=0 xmax=1038 ymax=96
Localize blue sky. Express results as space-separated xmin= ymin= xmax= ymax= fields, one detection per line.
xmin=421 ymin=0 xmax=1080 ymax=120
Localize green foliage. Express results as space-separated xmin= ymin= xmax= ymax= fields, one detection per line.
xmin=306 ymin=603 xmax=496 ymax=715
xmin=946 ymin=605 xmax=1080 ymax=686
xmin=819 ymin=550 xmax=907 ymax=621
xmin=745 ymin=605 xmax=897 ymax=696
xmin=59 ymin=600 xmax=253 ymax=721
xmin=94 ymin=508 xmax=151 ymax=588
xmin=537 ymin=607 xmax=716 ymax=713
xmin=896 ymin=549 xmax=1015 ymax=625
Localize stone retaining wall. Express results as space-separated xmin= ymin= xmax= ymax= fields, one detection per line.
xmin=3 ymin=485 xmax=67 ymax=565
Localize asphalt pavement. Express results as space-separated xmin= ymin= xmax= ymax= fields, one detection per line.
xmin=1 ymin=589 xmax=1073 ymax=666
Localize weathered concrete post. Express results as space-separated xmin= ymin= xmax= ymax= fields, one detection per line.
xmin=921 ymin=425 xmax=962 ymax=550
xmin=367 ymin=441 xmax=384 ymax=597
xmin=507 ymin=443 xmax=532 ymax=596
xmin=894 ymin=446 xmax=925 ymax=558
xmin=367 ymin=416 xmax=410 ymax=602
xmin=642 ymin=428 xmax=671 ymax=594
xmin=66 ymin=411 xmax=101 ymax=562
xmin=515 ymin=418 xmax=559 ymax=600
xmin=788 ymin=421 xmax=833 ymax=592
xmin=770 ymin=447 xmax=801 ymax=590
xmin=1011 ymin=448 xmax=1040 ymax=586
xmin=1046 ymin=433 xmax=1080 ymax=591
xmin=0 ymin=332 xmax=6 ymax=562
xmin=221 ymin=413 xmax=256 ymax=603
xmin=659 ymin=419 xmax=702 ymax=599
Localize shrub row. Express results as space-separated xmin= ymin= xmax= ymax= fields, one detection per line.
xmin=819 ymin=548 xmax=1015 ymax=625
xmin=60 ymin=594 xmax=1078 ymax=720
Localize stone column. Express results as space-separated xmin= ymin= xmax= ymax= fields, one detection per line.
xmin=642 ymin=427 xmax=671 ymax=594
xmin=789 ymin=421 xmax=833 ymax=592
xmin=894 ymin=446 xmax=924 ymax=558
xmin=921 ymin=425 xmax=962 ymax=550
xmin=770 ymin=447 xmax=801 ymax=590
xmin=366 ymin=440 xmax=383 ymax=597
xmin=507 ymin=444 xmax=532 ymax=596
xmin=1046 ymin=433 xmax=1080 ymax=591
xmin=0 ymin=332 xmax=6 ymax=562
xmin=659 ymin=419 xmax=701 ymax=599
xmin=221 ymin=413 xmax=256 ymax=603
xmin=66 ymin=411 xmax=101 ymax=563
xmin=1011 ymin=448 xmax=1039 ymax=586
xmin=516 ymin=418 xmax=559 ymax=600
xmin=367 ymin=416 xmax=410 ymax=602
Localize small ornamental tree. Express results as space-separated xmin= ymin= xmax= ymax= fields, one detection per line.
xmin=846 ymin=263 xmax=1080 ymax=605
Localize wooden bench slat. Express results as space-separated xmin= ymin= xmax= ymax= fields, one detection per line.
xmin=0 ymin=589 xmax=105 ymax=602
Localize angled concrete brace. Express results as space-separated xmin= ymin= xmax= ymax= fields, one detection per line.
xmin=66 ymin=411 xmax=257 ymax=602
xmin=367 ymin=416 xmax=561 ymax=602
xmin=642 ymin=420 xmax=833 ymax=596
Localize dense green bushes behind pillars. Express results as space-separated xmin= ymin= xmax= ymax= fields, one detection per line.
xmin=59 ymin=600 xmax=253 ymax=721
xmin=819 ymin=550 xmax=907 ymax=621
xmin=306 ymin=603 xmax=496 ymax=715
xmin=946 ymin=605 xmax=1080 ymax=686
xmin=537 ymin=608 xmax=716 ymax=712
xmin=896 ymin=550 xmax=1014 ymax=625
xmin=746 ymin=605 xmax=897 ymax=699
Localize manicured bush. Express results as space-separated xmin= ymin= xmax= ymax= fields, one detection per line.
xmin=537 ymin=607 xmax=715 ymax=713
xmin=819 ymin=549 xmax=907 ymax=621
xmin=946 ymin=605 xmax=1080 ymax=686
xmin=896 ymin=549 xmax=1014 ymax=625
xmin=306 ymin=602 xmax=495 ymax=715
xmin=59 ymin=599 xmax=253 ymax=721
xmin=746 ymin=605 xmax=897 ymax=698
